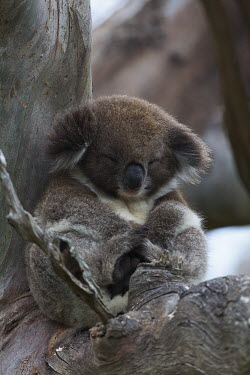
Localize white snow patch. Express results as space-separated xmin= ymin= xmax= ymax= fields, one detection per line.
xmin=205 ymin=226 xmax=250 ymax=280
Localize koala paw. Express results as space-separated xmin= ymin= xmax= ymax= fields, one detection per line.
xmin=107 ymin=228 xmax=150 ymax=298
xmin=152 ymin=250 xmax=184 ymax=275
xmin=139 ymin=239 xmax=184 ymax=277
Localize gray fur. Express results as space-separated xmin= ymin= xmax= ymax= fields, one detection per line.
xmin=25 ymin=95 xmax=211 ymax=328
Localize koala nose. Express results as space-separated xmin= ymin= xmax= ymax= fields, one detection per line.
xmin=123 ymin=163 xmax=145 ymax=190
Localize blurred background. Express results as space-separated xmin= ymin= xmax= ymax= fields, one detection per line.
xmin=90 ymin=0 xmax=250 ymax=280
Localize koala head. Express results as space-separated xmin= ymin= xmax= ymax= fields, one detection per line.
xmin=49 ymin=95 xmax=211 ymax=200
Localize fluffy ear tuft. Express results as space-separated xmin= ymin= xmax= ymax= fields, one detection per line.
xmin=169 ymin=125 xmax=212 ymax=184
xmin=48 ymin=106 xmax=96 ymax=173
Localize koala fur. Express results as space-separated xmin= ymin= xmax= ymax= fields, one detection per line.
xmin=25 ymin=95 xmax=211 ymax=328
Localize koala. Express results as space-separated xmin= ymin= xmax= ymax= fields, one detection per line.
xmin=25 ymin=95 xmax=211 ymax=329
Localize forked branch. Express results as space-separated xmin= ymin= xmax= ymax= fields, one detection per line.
xmin=0 ymin=149 xmax=113 ymax=323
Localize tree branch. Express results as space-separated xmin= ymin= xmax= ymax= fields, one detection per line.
xmin=47 ymin=267 xmax=250 ymax=375
xmin=0 ymin=149 xmax=113 ymax=323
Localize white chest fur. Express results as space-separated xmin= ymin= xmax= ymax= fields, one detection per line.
xmin=71 ymin=169 xmax=153 ymax=225
xmin=100 ymin=195 xmax=152 ymax=225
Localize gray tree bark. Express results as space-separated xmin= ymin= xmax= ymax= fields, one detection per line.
xmin=0 ymin=1 xmax=91 ymax=373
xmin=199 ymin=0 xmax=250 ymax=196
xmin=48 ymin=270 xmax=250 ymax=375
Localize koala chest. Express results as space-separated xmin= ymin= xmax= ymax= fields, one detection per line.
xmin=70 ymin=171 xmax=153 ymax=225
xmin=100 ymin=196 xmax=152 ymax=225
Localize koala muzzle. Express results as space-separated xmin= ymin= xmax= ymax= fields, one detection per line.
xmin=123 ymin=163 xmax=145 ymax=190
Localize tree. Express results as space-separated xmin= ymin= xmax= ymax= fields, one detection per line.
xmin=199 ymin=0 xmax=250 ymax=195
xmin=1 ymin=1 xmax=250 ymax=374
xmin=0 ymin=1 xmax=91 ymax=373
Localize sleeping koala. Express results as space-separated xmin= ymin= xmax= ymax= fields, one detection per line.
xmin=25 ymin=95 xmax=211 ymax=328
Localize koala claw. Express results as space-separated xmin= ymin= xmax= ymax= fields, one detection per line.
xmin=153 ymin=251 xmax=184 ymax=276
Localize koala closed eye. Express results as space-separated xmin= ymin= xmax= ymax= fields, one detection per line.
xmin=100 ymin=154 xmax=117 ymax=163
xmin=149 ymin=159 xmax=160 ymax=166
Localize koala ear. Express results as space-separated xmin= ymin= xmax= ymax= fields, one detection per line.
xmin=48 ymin=106 xmax=96 ymax=173
xmin=169 ymin=125 xmax=211 ymax=184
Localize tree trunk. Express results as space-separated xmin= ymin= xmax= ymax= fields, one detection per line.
xmin=0 ymin=1 xmax=91 ymax=373
xmin=199 ymin=0 xmax=250 ymax=195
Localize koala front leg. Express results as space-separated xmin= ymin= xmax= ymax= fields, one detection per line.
xmin=145 ymin=192 xmax=207 ymax=284
xmin=26 ymin=226 xmax=148 ymax=327
xmin=84 ymin=227 xmax=149 ymax=290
